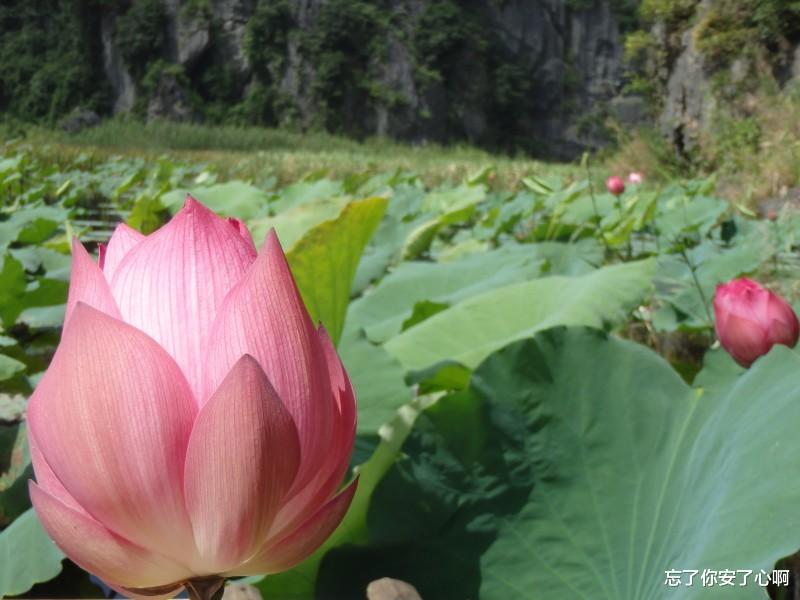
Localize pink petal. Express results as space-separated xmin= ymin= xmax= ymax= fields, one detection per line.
xmin=767 ymin=294 xmax=800 ymax=347
xmin=226 ymin=478 xmax=358 ymax=576
xmin=719 ymin=313 xmax=769 ymax=367
xmin=268 ymin=326 xmax=356 ymax=540
xmin=27 ymin=304 xmax=197 ymax=561
xmin=318 ymin=325 xmax=357 ymax=486
xmin=184 ymin=355 xmax=301 ymax=572
xmin=227 ymin=217 xmax=256 ymax=251
xmin=102 ymin=223 xmax=145 ymax=281
xmin=28 ymin=425 xmax=84 ymax=514
xmin=65 ymin=239 xmax=121 ymax=326
xmin=202 ymin=231 xmax=335 ymax=491
xmin=30 ymin=482 xmax=193 ymax=588
xmin=110 ymin=198 xmax=257 ymax=398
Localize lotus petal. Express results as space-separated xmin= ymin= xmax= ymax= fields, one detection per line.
xmin=184 ymin=356 xmax=301 ymax=571
xmin=110 ymin=197 xmax=257 ymax=397
xmin=227 ymin=217 xmax=256 ymax=251
xmin=30 ymin=482 xmax=192 ymax=588
xmin=27 ymin=304 xmax=197 ymax=560
xmin=227 ymin=478 xmax=358 ymax=576
xmin=102 ymin=223 xmax=145 ymax=281
xmin=269 ymin=326 xmax=356 ymax=539
xmin=203 ymin=231 xmax=334 ymax=489
xmin=65 ymin=239 xmax=121 ymax=325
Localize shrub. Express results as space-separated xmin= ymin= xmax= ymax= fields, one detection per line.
xmin=0 ymin=0 xmax=111 ymax=121
xmin=115 ymin=0 xmax=168 ymax=80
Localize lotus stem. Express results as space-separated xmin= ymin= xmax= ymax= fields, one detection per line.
xmin=185 ymin=576 xmax=226 ymax=600
xmin=678 ymin=246 xmax=714 ymax=330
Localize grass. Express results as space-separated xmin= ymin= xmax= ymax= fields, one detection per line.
xmin=5 ymin=119 xmax=581 ymax=188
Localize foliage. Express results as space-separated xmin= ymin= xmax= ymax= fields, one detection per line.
xmin=287 ymin=197 xmax=388 ymax=346
xmin=709 ymin=115 xmax=762 ymax=170
xmin=0 ymin=0 xmax=111 ymax=121
xmin=0 ymin=508 xmax=64 ymax=596
xmin=141 ymin=60 xmax=192 ymax=100
xmin=2 ymin=141 xmax=799 ymax=597
xmin=318 ymin=328 xmax=800 ymax=599
xmin=694 ymin=0 xmax=800 ymax=68
xmin=301 ymin=0 xmax=391 ymax=132
xmin=27 ymin=119 xmax=578 ymax=189
xmin=640 ymin=0 xmax=698 ymax=24
xmin=623 ymin=30 xmax=662 ymax=100
xmin=245 ymin=0 xmax=294 ymax=92
xmin=115 ymin=0 xmax=169 ymax=80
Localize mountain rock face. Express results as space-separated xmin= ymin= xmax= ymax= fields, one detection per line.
xmin=99 ymin=0 xmax=634 ymax=159
xmin=659 ymin=24 xmax=711 ymax=157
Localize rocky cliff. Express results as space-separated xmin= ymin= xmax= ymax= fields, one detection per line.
xmin=91 ymin=0 xmax=636 ymax=159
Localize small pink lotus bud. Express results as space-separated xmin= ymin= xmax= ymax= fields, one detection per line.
xmin=606 ymin=176 xmax=625 ymax=196
xmin=628 ymin=172 xmax=643 ymax=185
xmin=714 ymin=278 xmax=799 ymax=367
xmin=767 ymin=209 xmax=778 ymax=221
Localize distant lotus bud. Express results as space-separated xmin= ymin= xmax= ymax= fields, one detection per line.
xmin=606 ymin=176 xmax=625 ymax=196
xmin=628 ymin=172 xmax=643 ymax=185
xmin=714 ymin=278 xmax=799 ymax=367
xmin=28 ymin=197 xmax=357 ymax=596
xmin=767 ymin=209 xmax=778 ymax=221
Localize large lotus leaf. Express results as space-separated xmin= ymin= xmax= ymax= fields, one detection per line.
xmin=0 ymin=394 xmax=26 ymax=423
xmin=9 ymin=247 xmax=71 ymax=281
xmin=400 ymin=217 xmax=442 ymax=260
xmin=384 ymin=258 xmax=655 ymax=371
xmin=288 ymin=197 xmax=387 ymax=346
xmin=346 ymin=244 xmax=546 ymax=343
xmin=270 ymin=179 xmax=345 ymax=215
xmin=337 ymin=330 xmax=411 ymax=434
xmin=556 ymin=190 xmax=616 ymax=225
xmin=349 ymin=239 xmax=603 ymax=345
xmin=0 ymin=508 xmax=64 ymax=597
xmin=319 ymin=327 xmax=800 ymax=600
xmin=249 ymin=197 xmax=349 ymax=249
xmin=655 ymin=193 xmax=728 ymax=240
xmin=352 ymin=215 xmax=430 ymax=294
xmin=653 ymin=225 xmax=771 ymax=331
xmin=0 ymin=205 xmax=67 ymax=249
xmin=532 ymin=238 xmax=604 ymax=275
xmin=17 ymin=304 xmax=66 ymax=329
xmin=0 ymin=354 xmax=25 ymax=382
xmin=420 ymin=184 xmax=486 ymax=223
xmin=385 ymin=184 xmax=426 ymax=221
xmin=0 ymin=254 xmax=27 ymax=328
xmin=161 ymin=181 xmax=270 ymax=220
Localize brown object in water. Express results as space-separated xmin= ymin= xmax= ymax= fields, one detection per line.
xmin=366 ymin=577 xmax=423 ymax=600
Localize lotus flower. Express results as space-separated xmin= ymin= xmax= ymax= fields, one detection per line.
xmin=714 ymin=278 xmax=799 ymax=367
xmin=606 ymin=175 xmax=625 ymax=196
xmin=27 ymin=198 xmax=357 ymax=598
xmin=627 ymin=172 xmax=643 ymax=185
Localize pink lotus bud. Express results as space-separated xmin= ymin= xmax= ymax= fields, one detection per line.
xmin=767 ymin=209 xmax=778 ymax=221
xmin=606 ymin=175 xmax=625 ymax=196
xmin=28 ymin=197 xmax=357 ymax=595
xmin=627 ymin=172 xmax=643 ymax=185
xmin=713 ymin=278 xmax=799 ymax=367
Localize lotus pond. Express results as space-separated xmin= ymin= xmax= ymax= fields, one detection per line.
xmin=1 ymin=143 xmax=800 ymax=599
